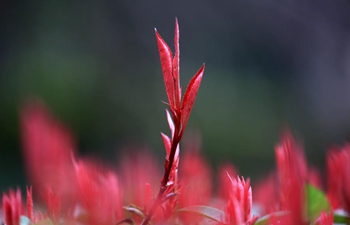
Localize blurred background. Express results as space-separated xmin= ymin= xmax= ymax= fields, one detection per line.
xmin=1 ymin=0 xmax=350 ymax=191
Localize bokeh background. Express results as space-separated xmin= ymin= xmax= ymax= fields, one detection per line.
xmin=1 ymin=0 xmax=350 ymax=191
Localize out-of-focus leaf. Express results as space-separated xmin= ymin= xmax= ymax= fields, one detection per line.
xmin=333 ymin=210 xmax=350 ymax=224
xmin=26 ymin=186 xmax=34 ymax=222
xmin=176 ymin=205 xmax=224 ymax=223
xmin=305 ymin=183 xmax=330 ymax=223
xmin=254 ymin=211 xmax=289 ymax=225
xmin=123 ymin=205 xmax=146 ymax=219
xmin=33 ymin=219 xmax=54 ymax=225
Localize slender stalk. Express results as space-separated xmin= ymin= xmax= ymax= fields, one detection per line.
xmin=140 ymin=126 xmax=181 ymax=225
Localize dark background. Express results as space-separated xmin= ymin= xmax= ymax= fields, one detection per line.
xmin=1 ymin=0 xmax=350 ymax=191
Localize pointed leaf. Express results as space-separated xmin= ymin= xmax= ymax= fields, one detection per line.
xmin=26 ymin=186 xmax=33 ymax=221
xmin=181 ymin=64 xmax=205 ymax=130
xmin=161 ymin=132 xmax=171 ymax=159
xmin=176 ymin=205 xmax=224 ymax=223
xmin=305 ymin=183 xmax=330 ymax=223
xmin=174 ymin=143 xmax=180 ymax=162
xmin=166 ymin=109 xmax=175 ymax=137
xmin=227 ymin=197 xmax=243 ymax=224
xmin=253 ymin=211 xmax=289 ymax=225
xmin=155 ymin=28 xmax=174 ymax=108
xmin=172 ymin=17 xmax=181 ymax=109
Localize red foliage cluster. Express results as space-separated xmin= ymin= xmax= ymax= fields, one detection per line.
xmin=1 ymin=19 xmax=350 ymax=225
xmin=327 ymin=145 xmax=350 ymax=211
xmin=2 ymin=188 xmax=22 ymax=225
xmin=223 ymin=175 xmax=256 ymax=225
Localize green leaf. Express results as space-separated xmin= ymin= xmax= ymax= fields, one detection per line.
xmin=254 ymin=211 xmax=289 ymax=225
xmin=334 ymin=210 xmax=350 ymax=224
xmin=33 ymin=219 xmax=54 ymax=225
xmin=305 ymin=183 xmax=330 ymax=223
xmin=176 ymin=205 xmax=225 ymax=223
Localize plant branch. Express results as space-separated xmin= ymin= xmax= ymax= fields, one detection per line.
xmin=140 ymin=125 xmax=181 ymax=225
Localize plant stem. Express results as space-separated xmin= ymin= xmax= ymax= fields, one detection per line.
xmin=140 ymin=127 xmax=181 ymax=225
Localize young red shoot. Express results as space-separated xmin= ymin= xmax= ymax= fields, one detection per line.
xmin=141 ymin=18 xmax=205 ymax=225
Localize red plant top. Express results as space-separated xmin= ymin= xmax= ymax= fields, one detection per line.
xmin=138 ymin=18 xmax=205 ymax=225
xmin=223 ymin=174 xmax=255 ymax=225
xmin=2 ymin=188 xmax=22 ymax=225
xmin=326 ymin=145 xmax=350 ymax=211
xmin=155 ymin=18 xmax=205 ymax=138
xmin=20 ymin=102 xmax=78 ymax=210
xmin=275 ymin=132 xmax=306 ymax=225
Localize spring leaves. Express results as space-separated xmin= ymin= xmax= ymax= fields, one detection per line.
xmin=155 ymin=18 xmax=205 ymax=136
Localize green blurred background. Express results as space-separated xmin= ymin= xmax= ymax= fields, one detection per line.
xmin=1 ymin=0 xmax=350 ymax=191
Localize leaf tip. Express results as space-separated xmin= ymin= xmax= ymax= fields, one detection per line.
xmin=199 ymin=63 xmax=205 ymax=73
xmin=175 ymin=17 xmax=179 ymax=30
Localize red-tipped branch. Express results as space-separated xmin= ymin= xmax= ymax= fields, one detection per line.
xmin=142 ymin=18 xmax=204 ymax=225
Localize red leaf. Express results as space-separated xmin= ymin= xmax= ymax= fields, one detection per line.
xmin=275 ymin=131 xmax=306 ymax=225
xmin=226 ymin=197 xmax=243 ymax=225
xmin=225 ymin=175 xmax=252 ymax=224
xmin=73 ymin=158 xmax=123 ymax=224
xmin=43 ymin=187 xmax=60 ymax=223
xmin=178 ymin=150 xmax=212 ymax=224
xmin=326 ymin=145 xmax=350 ymax=212
xmin=172 ymin=18 xmax=181 ymax=110
xmin=242 ymin=178 xmax=252 ymax=222
xmin=315 ymin=211 xmax=333 ymax=225
xmin=3 ymin=188 xmax=22 ymax=225
xmin=20 ymin=101 xmax=78 ymax=211
xmin=161 ymin=132 xmax=171 ymax=159
xmin=155 ymin=28 xmax=174 ymax=108
xmin=218 ymin=164 xmax=238 ymax=200
xmin=180 ymin=64 xmax=205 ymax=130
xmin=166 ymin=109 xmax=175 ymax=138
xmin=26 ymin=186 xmax=34 ymax=221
